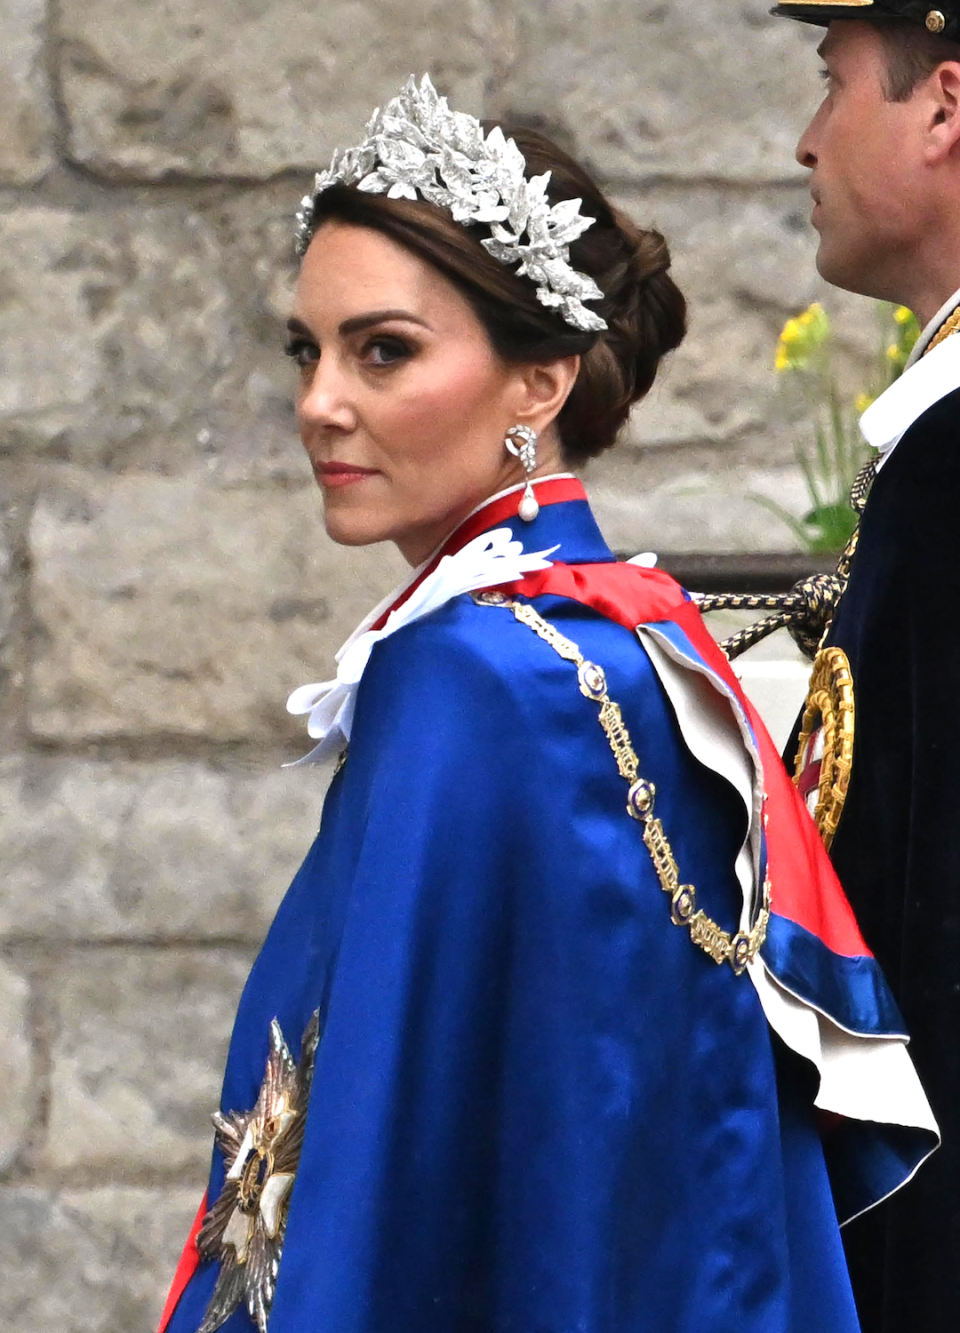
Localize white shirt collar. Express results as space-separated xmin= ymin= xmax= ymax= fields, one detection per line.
xmin=859 ymin=313 xmax=960 ymax=467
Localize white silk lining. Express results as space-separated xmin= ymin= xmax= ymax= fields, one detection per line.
xmin=637 ymin=624 xmax=939 ymax=1173
xmin=638 ymin=626 xmax=762 ymax=939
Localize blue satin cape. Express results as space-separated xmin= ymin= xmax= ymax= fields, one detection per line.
xmin=165 ymin=497 xmax=859 ymax=1332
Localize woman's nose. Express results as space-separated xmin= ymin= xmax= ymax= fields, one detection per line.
xmin=297 ymin=359 xmax=356 ymax=432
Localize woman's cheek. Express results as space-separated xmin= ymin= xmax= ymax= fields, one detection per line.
xmin=390 ymin=387 xmax=469 ymax=457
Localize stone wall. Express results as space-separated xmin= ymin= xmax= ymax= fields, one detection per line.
xmin=1 ymin=3 xmax=872 ymax=1328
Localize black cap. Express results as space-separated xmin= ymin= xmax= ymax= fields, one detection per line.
xmin=772 ymin=0 xmax=960 ymax=40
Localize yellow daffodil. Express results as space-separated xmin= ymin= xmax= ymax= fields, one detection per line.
xmin=768 ymin=301 xmax=918 ymax=553
xmin=774 ymin=302 xmax=831 ymax=372
xmin=887 ymin=307 xmax=920 ymax=372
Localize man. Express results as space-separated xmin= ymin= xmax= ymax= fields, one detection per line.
xmin=772 ymin=2 xmax=960 ymax=1327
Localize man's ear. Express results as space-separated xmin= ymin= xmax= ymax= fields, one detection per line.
xmin=512 ymin=355 xmax=581 ymax=436
xmin=924 ymin=61 xmax=960 ymax=161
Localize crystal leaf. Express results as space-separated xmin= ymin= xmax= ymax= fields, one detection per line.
xmin=294 ymin=73 xmax=607 ymax=332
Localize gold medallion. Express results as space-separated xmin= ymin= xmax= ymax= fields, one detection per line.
xmin=794 ymin=646 xmax=855 ymax=851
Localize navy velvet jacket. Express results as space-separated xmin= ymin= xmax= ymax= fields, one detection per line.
xmin=815 ymin=388 xmax=960 ymax=1333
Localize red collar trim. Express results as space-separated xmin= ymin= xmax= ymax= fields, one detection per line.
xmin=369 ymin=476 xmax=586 ymax=632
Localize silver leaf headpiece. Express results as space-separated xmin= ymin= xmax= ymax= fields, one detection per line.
xmin=294 ymin=75 xmax=608 ymax=334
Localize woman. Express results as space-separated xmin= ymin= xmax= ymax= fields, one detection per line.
xmin=159 ymin=77 xmax=936 ymax=1333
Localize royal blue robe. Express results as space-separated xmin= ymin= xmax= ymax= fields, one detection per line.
xmin=164 ymin=493 xmax=868 ymax=1332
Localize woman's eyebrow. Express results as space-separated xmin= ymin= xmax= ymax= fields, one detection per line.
xmin=286 ymin=316 xmax=315 ymax=340
xmin=285 ymin=310 xmax=433 ymax=341
xmin=339 ymin=309 xmax=433 ymax=336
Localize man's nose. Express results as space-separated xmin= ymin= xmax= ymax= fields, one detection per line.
xmin=795 ymin=112 xmax=820 ymax=170
xmin=796 ymin=138 xmax=817 ymax=169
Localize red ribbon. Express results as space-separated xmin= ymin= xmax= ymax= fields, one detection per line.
xmin=156 ymin=1192 xmax=206 ymax=1333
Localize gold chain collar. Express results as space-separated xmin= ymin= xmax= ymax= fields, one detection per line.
xmin=473 ymin=591 xmax=770 ymax=974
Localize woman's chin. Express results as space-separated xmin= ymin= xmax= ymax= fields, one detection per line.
xmin=322 ymin=506 xmax=390 ymax=549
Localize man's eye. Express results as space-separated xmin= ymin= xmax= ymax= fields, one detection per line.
xmin=284 ymin=339 xmax=319 ymax=368
xmin=364 ymin=336 xmax=410 ymax=367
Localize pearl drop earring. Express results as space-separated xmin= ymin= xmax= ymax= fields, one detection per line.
xmin=505 ymin=424 xmax=540 ymax=522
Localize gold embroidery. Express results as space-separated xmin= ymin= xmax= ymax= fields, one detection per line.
xmin=794 ymin=646 xmax=855 ymax=851
xmin=925 ymin=306 xmax=960 ymax=354
xmin=474 ymin=592 xmax=770 ymax=974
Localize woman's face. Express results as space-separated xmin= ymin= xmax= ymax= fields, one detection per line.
xmin=287 ymin=220 xmax=569 ymax=565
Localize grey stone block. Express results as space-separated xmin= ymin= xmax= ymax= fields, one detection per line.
xmin=28 ymin=468 xmax=407 ymax=741
xmin=577 ymin=184 xmax=885 ymax=552
xmin=588 ymin=457 xmax=812 ymax=556
xmin=0 ymin=754 xmax=327 ymax=940
xmin=608 ymin=184 xmax=880 ymax=454
xmin=0 ymin=959 xmax=33 ymax=1172
xmin=495 ymin=0 xmax=822 ymax=185
xmin=56 ymin=0 xmax=497 ymax=179
xmin=44 ymin=949 xmax=251 ymax=1172
xmin=0 ymin=0 xmax=55 ymax=185
xmin=0 ymin=206 xmax=232 ymax=451
xmin=3 ymin=1185 xmax=199 ymax=1333
xmin=186 ymin=191 xmax=318 ymax=486
xmin=0 ymin=189 xmax=312 ymax=476
xmin=0 ymin=505 xmax=16 ymax=676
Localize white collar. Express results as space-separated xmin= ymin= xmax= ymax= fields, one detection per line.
xmin=283 ymin=474 xmax=578 ymax=766
xmin=859 ymin=324 xmax=960 ymax=468
xmin=322 ymin=472 xmax=576 ymax=657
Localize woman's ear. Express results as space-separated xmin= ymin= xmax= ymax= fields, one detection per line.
xmin=512 ymin=355 xmax=581 ymax=435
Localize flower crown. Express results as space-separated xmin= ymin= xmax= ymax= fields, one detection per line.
xmin=294 ymin=75 xmax=608 ymax=334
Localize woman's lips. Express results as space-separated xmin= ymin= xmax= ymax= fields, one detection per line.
xmin=315 ymin=461 xmax=380 ymax=489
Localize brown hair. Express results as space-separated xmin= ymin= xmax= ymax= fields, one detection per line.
xmin=306 ymin=125 xmax=686 ymax=465
xmin=875 ymin=21 xmax=960 ymax=101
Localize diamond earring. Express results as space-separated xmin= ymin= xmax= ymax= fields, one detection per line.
xmin=505 ymin=424 xmax=539 ymax=522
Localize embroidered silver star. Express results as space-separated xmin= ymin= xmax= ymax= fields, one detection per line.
xmin=196 ymin=1012 xmax=321 ymax=1333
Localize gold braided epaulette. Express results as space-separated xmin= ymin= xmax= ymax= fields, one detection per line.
xmin=473 ymin=591 xmax=769 ymax=974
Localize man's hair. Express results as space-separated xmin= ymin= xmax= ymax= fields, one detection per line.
xmin=875 ymin=20 xmax=960 ymax=100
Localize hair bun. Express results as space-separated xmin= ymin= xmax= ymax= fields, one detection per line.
xmin=552 ymin=189 xmax=687 ymax=462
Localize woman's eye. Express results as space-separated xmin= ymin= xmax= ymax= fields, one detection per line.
xmin=363 ymin=336 xmax=410 ymax=367
xmin=284 ymin=339 xmax=319 ymax=368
